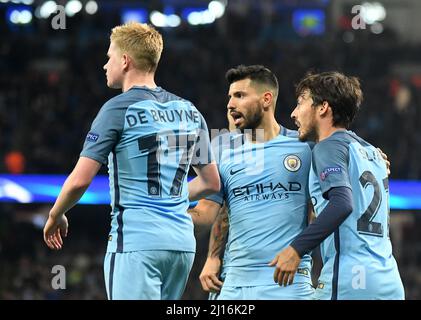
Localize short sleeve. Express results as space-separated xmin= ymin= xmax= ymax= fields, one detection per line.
xmin=312 ymin=139 xmax=352 ymax=198
xmin=205 ymin=178 xmax=225 ymax=206
xmin=80 ymin=100 xmax=126 ymax=165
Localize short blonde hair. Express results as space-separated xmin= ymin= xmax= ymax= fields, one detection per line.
xmin=110 ymin=22 xmax=163 ymax=72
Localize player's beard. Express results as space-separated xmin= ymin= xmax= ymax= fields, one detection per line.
xmin=238 ymin=103 xmax=264 ymax=133
xmin=299 ymin=121 xmax=319 ymax=142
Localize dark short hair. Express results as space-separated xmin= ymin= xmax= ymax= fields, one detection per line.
xmin=225 ymin=65 xmax=279 ymax=94
xmin=295 ymin=71 xmax=363 ymax=128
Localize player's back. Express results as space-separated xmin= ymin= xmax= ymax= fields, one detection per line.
xmin=97 ymin=86 xmax=208 ymax=254
xmin=310 ymin=130 xmax=404 ymax=299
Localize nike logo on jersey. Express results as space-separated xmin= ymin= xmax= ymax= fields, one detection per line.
xmin=230 ymin=167 xmax=246 ymax=175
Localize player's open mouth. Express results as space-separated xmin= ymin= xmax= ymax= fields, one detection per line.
xmin=230 ymin=112 xmax=243 ymax=126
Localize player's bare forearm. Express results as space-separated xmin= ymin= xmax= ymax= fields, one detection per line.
xmin=188 ymin=207 xmax=215 ymax=225
xmin=188 ymin=207 xmax=202 ymax=223
xmin=50 ymin=157 xmax=101 ymax=218
xmin=220 ymin=204 xmax=229 ymax=236
xmin=188 ymin=199 xmax=221 ymax=225
xmin=49 ymin=176 xmax=90 ymax=218
xmin=208 ymin=205 xmax=229 ymax=258
xmin=189 ymin=206 xmax=216 ymax=225
xmin=44 ymin=157 xmax=100 ymax=250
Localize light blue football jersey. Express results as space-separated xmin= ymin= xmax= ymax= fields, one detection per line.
xmin=309 ymin=130 xmax=404 ymax=300
xmin=207 ymin=127 xmax=313 ymax=287
xmin=81 ymin=86 xmax=212 ymax=253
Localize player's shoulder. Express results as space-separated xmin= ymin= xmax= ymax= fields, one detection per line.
xmin=153 ymin=87 xmax=198 ymax=110
xmin=345 ymin=130 xmax=374 ymax=149
xmin=313 ymin=131 xmax=354 ymax=162
xmin=281 ymin=126 xmax=299 ymax=139
xmin=101 ymin=89 xmax=140 ymax=111
xmin=110 ymin=86 xmax=196 ymax=109
xmin=164 ymin=89 xmax=194 ymax=104
xmin=315 ymin=130 xmax=352 ymax=150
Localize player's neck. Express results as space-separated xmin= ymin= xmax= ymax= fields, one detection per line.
xmin=122 ymin=70 xmax=157 ymax=92
xmin=246 ymin=117 xmax=280 ymax=143
xmin=317 ymin=126 xmax=347 ymax=142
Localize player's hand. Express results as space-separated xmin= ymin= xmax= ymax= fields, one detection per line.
xmin=269 ymin=246 xmax=301 ymax=287
xmin=43 ymin=214 xmax=68 ymax=250
xmin=199 ymin=257 xmax=223 ymax=293
xmin=377 ymin=148 xmax=391 ymax=176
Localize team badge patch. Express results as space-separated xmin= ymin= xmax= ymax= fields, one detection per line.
xmin=320 ymin=167 xmax=342 ymax=181
xmin=86 ymin=132 xmax=99 ymax=142
xmin=284 ymin=155 xmax=301 ymax=172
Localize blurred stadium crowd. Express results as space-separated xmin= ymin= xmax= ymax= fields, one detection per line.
xmin=1 ymin=1 xmax=421 ymax=299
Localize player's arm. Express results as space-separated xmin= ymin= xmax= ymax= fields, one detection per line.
xmin=189 ymin=163 xmax=220 ymax=201
xmin=270 ymin=187 xmax=353 ymax=286
xmin=270 ymin=140 xmax=353 ymax=286
xmin=43 ymin=99 xmax=123 ymax=251
xmin=43 ymin=157 xmax=101 ymax=250
xmin=307 ymin=201 xmax=316 ymax=224
xmin=199 ymin=202 xmax=229 ymax=293
xmin=292 ymin=187 xmax=353 ymax=260
xmin=188 ymin=112 xmax=221 ymax=201
xmin=189 ymin=198 xmax=221 ymax=225
xmin=208 ymin=203 xmax=229 ymax=259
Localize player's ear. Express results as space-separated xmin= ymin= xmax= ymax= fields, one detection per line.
xmin=121 ymin=53 xmax=130 ymax=71
xmin=263 ymin=91 xmax=273 ymax=110
xmin=319 ymin=101 xmax=330 ymax=116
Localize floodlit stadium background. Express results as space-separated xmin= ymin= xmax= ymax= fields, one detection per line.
xmin=1 ymin=0 xmax=421 ymax=299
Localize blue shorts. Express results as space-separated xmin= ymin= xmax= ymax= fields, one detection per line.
xmin=314 ymin=260 xmax=405 ymax=300
xmin=218 ymin=282 xmax=314 ymax=300
xmin=208 ymin=291 xmax=221 ymax=300
xmin=104 ymin=250 xmax=195 ymax=300
xmin=313 ymin=279 xmax=405 ymax=300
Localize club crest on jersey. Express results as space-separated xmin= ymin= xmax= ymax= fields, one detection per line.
xmin=320 ymin=167 xmax=342 ymax=181
xmin=284 ymin=155 xmax=301 ymax=172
